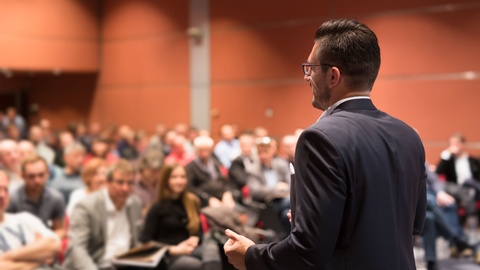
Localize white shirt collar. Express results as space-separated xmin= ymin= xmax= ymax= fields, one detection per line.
xmin=318 ymin=96 xmax=371 ymax=121
xmin=103 ymin=189 xmax=132 ymax=212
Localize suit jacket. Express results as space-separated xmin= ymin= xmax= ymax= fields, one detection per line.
xmin=246 ymin=157 xmax=290 ymax=202
xmin=185 ymin=157 xmax=231 ymax=204
xmin=435 ymin=154 xmax=480 ymax=184
xmin=63 ymin=190 xmax=143 ymax=270
xmin=245 ymin=99 xmax=426 ymax=270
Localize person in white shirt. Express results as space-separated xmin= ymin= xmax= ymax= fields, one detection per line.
xmin=0 ymin=169 xmax=60 ymax=270
xmin=66 ymin=158 xmax=108 ymax=216
xmin=63 ymin=159 xmax=142 ymax=270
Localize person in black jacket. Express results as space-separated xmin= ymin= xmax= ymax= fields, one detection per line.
xmin=141 ymin=164 xmax=203 ymax=270
xmin=224 ymin=18 xmax=426 ymax=270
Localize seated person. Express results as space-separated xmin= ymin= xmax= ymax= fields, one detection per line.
xmin=165 ymin=135 xmax=195 ymax=167
xmin=50 ymin=142 xmax=86 ymax=203
xmin=63 ymin=159 xmax=143 ymax=270
xmin=246 ymin=137 xmax=291 ymax=235
xmin=83 ymin=137 xmax=119 ymax=166
xmin=0 ymin=169 xmax=61 ymax=270
xmin=436 ymin=133 xmax=480 ymax=215
xmin=229 ymin=133 xmax=257 ymax=190
xmin=7 ymin=155 xmax=66 ymax=239
xmin=422 ymin=163 xmax=473 ymax=270
xmin=185 ymin=136 xmax=236 ymax=208
xmin=141 ymin=164 xmax=221 ymax=270
xmin=133 ymin=149 xmax=164 ymax=215
xmin=0 ymin=139 xmax=23 ymax=193
xmin=66 ymin=158 xmax=108 ymax=216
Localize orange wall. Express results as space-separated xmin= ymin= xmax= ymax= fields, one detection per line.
xmin=0 ymin=0 xmax=478 ymax=164
xmin=90 ymin=0 xmax=190 ymax=133
xmin=0 ymin=0 xmax=99 ymax=72
xmin=210 ymin=0 xmax=480 ymax=163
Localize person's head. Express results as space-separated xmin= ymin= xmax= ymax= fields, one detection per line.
xmin=304 ymin=19 xmax=381 ymax=110
xmin=255 ymin=137 xmax=275 ymax=165
xmin=448 ymin=132 xmax=466 ymax=155
xmin=138 ymin=150 xmax=164 ymax=185
xmin=91 ymin=138 xmax=109 ymax=158
xmin=239 ymin=133 xmax=255 ymax=157
xmin=81 ymin=158 xmax=107 ymax=192
xmin=281 ymin=135 xmax=298 ymax=162
xmin=29 ymin=125 xmax=43 ymax=144
xmin=6 ymin=107 xmax=16 ymax=120
xmin=220 ymin=124 xmax=235 ymax=141
xmin=253 ymin=126 xmax=268 ymax=138
xmin=18 ymin=140 xmax=36 ymax=162
xmin=171 ymin=135 xmax=187 ymax=154
xmin=174 ymin=123 xmax=189 ymax=138
xmin=88 ymin=122 xmax=101 ymax=136
xmin=0 ymin=139 xmax=20 ymax=171
xmin=59 ymin=131 xmax=74 ymax=149
xmin=106 ymin=159 xmax=135 ymax=208
xmin=0 ymin=170 xmax=10 ymax=215
xmin=162 ymin=129 xmax=178 ymax=147
xmin=21 ymin=155 xmax=50 ymax=192
xmin=157 ymin=164 xmax=200 ymax=234
xmin=6 ymin=124 xmax=20 ymax=141
xmin=75 ymin=122 xmax=87 ymax=137
xmin=193 ymin=136 xmax=214 ymax=162
xmin=63 ymin=142 xmax=86 ymax=174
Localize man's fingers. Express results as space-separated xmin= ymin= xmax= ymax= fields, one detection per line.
xmin=225 ymin=229 xmax=240 ymax=241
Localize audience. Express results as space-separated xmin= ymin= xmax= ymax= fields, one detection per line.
xmin=29 ymin=125 xmax=56 ymax=165
xmin=186 ymin=136 xmax=236 ymax=208
xmin=141 ymin=163 xmax=221 ymax=270
xmin=66 ymin=157 xmax=108 ymax=217
xmin=0 ymin=110 xmax=478 ymax=269
xmin=165 ymin=135 xmax=195 ymax=167
xmin=64 ymin=159 xmax=142 ymax=269
xmin=229 ymin=132 xmax=257 ymax=190
xmin=50 ymin=142 xmax=86 ymax=203
xmin=7 ymin=155 xmax=66 ymax=239
xmin=246 ymin=136 xmax=291 ymax=235
xmin=213 ymin=124 xmax=240 ymax=169
xmin=0 ymin=140 xmax=23 ymax=193
xmin=133 ymin=149 xmax=164 ymax=214
xmin=0 ymin=169 xmax=61 ymax=269
xmin=436 ymin=133 xmax=480 ymax=217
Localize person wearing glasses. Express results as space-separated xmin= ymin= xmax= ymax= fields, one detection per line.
xmin=7 ymin=155 xmax=66 ymax=239
xmin=63 ymin=159 xmax=143 ymax=270
xmin=224 ymin=19 xmax=426 ymax=270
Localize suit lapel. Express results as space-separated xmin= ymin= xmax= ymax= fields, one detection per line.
xmin=95 ymin=191 xmax=108 ymax=244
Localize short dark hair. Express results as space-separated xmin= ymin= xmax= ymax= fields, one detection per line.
xmin=314 ymin=19 xmax=381 ymax=90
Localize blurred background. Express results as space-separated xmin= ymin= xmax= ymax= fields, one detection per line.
xmin=0 ymin=0 xmax=478 ymax=163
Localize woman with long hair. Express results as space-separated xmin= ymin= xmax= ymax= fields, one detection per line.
xmin=141 ymin=163 xmax=205 ymax=270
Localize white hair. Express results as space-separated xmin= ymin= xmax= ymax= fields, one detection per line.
xmin=193 ymin=135 xmax=214 ymax=148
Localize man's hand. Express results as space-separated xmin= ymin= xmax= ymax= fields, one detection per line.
xmin=224 ymin=229 xmax=255 ymax=270
xmin=437 ymin=191 xmax=455 ymax=207
xmin=287 ymin=209 xmax=292 ymax=223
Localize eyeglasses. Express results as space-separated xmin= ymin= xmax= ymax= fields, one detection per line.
xmin=26 ymin=172 xmax=46 ymax=179
xmin=302 ymin=63 xmax=336 ymax=76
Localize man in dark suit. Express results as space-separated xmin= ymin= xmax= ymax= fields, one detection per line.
xmin=224 ymin=19 xmax=426 ymax=270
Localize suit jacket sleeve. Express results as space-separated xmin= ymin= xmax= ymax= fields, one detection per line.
xmin=245 ymin=128 xmax=347 ymax=269
xmin=413 ymin=169 xmax=427 ymax=235
xmin=64 ymin=202 xmax=99 ymax=270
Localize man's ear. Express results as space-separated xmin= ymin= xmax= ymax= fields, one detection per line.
xmin=328 ymin=67 xmax=341 ymax=88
